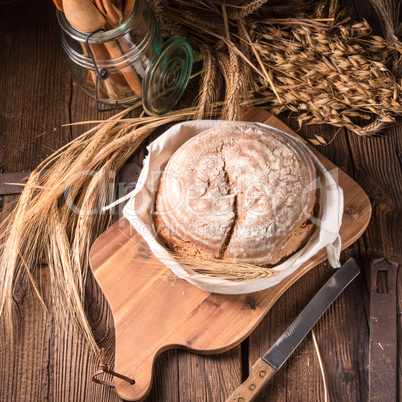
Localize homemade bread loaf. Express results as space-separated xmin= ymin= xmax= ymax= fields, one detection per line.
xmin=153 ymin=122 xmax=317 ymax=266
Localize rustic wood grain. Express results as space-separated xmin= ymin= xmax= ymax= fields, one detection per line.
xmin=0 ymin=2 xmax=120 ymax=401
xmin=262 ymin=117 xmax=372 ymax=401
xmin=0 ymin=0 xmax=401 ymax=401
xmin=88 ymin=109 xmax=371 ymax=401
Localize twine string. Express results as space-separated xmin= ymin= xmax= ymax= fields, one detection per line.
xmin=92 ymin=348 xmax=135 ymax=387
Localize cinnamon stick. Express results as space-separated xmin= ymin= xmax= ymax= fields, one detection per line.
xmin=56 ymin=0 xmax=143 ymax=100
xmin=53 ymin=0 xmax=64 ymax=11
xmin=101 ymin=0 xmax=121 ymax=28
xmin=123 ymin=0 xmax=136 ymax=21
xmin=97 ymin=0 xmax=142 ymax=95
xmin=85 ymin=42 xmax=131 ymax=99
xmin=104 ymin=42 xmax=142 ymax=94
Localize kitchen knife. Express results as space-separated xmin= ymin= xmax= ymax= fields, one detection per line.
xmin=226 ymin=258 xmax=360 ymax=402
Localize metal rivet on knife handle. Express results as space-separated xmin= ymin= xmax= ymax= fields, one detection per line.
xmin=226 ymin=358 xmax=276 ymax=401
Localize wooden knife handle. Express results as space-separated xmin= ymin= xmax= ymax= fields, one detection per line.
xmin=226 ymin=358 xmax=277 ymax=402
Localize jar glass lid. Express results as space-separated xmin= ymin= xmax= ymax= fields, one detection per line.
xmin=142 ymin=37 xmax=193 ymax=115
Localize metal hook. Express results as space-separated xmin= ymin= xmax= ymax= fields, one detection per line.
xmin=85 ymin=29 xmax=118 ymax=112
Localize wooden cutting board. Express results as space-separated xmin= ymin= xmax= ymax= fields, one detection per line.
xmin=89 ymin=108 xmax=371 ymax=401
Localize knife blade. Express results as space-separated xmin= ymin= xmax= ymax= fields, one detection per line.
xmin=226 ymin=258 xmax=360 ymax=402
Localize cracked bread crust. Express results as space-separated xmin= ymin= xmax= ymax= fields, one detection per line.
xmin=153 ymin=122 xmax=317 ymax=266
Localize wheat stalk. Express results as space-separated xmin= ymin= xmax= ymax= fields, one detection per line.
xmin=152 ymin=0 xmax=402 ymax=136
xmin=169 ymin=254 xmax=281 ymax=282
xmin=0 ymin=104 xmax=228 ymax=351
xmin=253 ymin=20 xmax=402 ymax=135
xmin=194 ymin=44 xmax=220 ymax=120
xmin=312 ymin=329 xmax=329 ymax=402
xmin=3 ymin=0 xmax=402 ymax=352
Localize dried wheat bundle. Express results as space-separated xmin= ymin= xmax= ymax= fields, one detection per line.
xmin=369 ymin=0 xmax=402 ymax=77
xmin=252 ymin=20 xmax=402 ymax=136
xmin=149 ymin=0 xmax=402 ymax=136
xmin=0 ymin=103 xmax=225 ymax=351
xmin=2 ymin=0 xmax=402 ymax=352
xmin=168 ymin=254 xmax=281 ymax=282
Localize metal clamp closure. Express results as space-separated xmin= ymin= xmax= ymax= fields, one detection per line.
xmin=85 ymin=30 xmax=118 ymax=112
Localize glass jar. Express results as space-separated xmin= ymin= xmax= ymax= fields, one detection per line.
xmin=57 ymin=0 xmax=193 ymax=114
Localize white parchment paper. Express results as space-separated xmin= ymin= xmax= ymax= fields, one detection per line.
xmin=114 ymin=120 xmax=343 ymax=294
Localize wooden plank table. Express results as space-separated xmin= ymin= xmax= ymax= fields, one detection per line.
xmin=0 ymin=1 xmax=401 ymax=401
